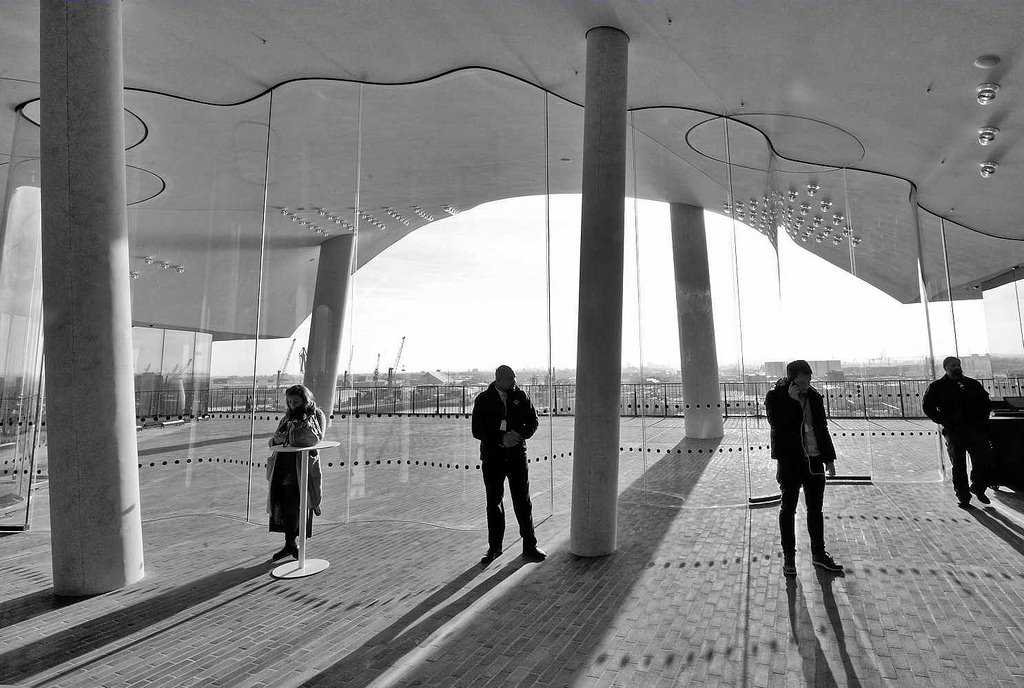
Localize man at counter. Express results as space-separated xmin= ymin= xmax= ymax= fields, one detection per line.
xmin=923 ymin=356 xmax=994 ymax=508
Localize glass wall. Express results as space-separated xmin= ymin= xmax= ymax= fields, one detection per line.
xmin=3 ymin=68 xmax=1022 ymax=535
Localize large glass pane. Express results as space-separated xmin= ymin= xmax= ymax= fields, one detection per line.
xmin=0 ymin=106 xmax=43 ymax=530
xmin=255 ymin=80 xmax=362 ymax=529
xmin=339 ymin=71 xmax=551 ymax=532
xmin=125 ymin=91 xmax=272 ymax=521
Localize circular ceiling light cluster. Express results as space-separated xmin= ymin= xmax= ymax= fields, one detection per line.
xmin=776 ymin=183 xmax=861 ymax=250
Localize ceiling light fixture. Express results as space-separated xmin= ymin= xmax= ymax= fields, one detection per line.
xmin=979 ymin=161 xmax=998 ymax=178
xmin=978 ymin=126 xmax=998 ymax=146
xmin=976 ymin=83 xmax=999 ymax=105
xmin=160 ymin=261 xmax=171 ymax=270
xmin=974 ymin=55 xmax=1000 ymax=69
xmin=174 ymin=265 xmax=186 ymax=274
xmin=143 ymin=256 xmax=155 ymax=264
xmin=410 ymin=205 xmax=435 ymax=221
xmin=787 ymin=190 xmax=798 ymax=202
xmin=820 ymin=199 xmax=832 ymax=212
xmin=130 ymin=270 xmax=140 ymax=280
xmin=441 ymin=204 xmax=460 ymax=216
xmin=806 ymin=183 xmax=819 ymax=197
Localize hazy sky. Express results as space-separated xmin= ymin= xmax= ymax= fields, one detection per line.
xmin=211 ymin=195 xmax=991 ymax=378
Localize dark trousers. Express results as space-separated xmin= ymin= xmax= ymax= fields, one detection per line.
xmin=481 ymin=448 xmax=537 ymax=551
xmin=943 ymin=426 xmax=993 ymax=499
xmin=777 ymin=458 xmax=826 ymax=557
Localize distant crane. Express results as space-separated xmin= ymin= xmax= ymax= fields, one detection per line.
xmin=387 ymin=336 xmax=407 ymax=387
xmin=372 ymin=353 xmax=381 ymax=384
xmin=276 ymin=339 xmax=297 ymax=390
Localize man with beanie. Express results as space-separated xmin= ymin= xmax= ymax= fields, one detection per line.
xmin=765 ymin=360 xmax=843 ymax=576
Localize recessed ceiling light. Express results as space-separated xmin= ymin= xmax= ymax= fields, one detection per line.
xmin=979 ymin=161 xmax=998 ymax=178
xmin=974 ymin=55 xmax=1001 ymax=69
xmin=976 ymin=83 xmax=1000 ymax=105
xmin=978 ymin=126 xmax=998 ymax=146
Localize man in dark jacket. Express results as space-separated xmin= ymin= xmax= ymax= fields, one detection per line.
xmin=923 ymin=356 xmax=993 ymax=508
xmin=765 ymin=360 xmax=843 ymax=576
xmin=471 ymin=365 xmax=545 ymax=565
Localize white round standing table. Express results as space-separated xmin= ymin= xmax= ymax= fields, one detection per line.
xmin=269 ymin=440 xmax=340 ymax=579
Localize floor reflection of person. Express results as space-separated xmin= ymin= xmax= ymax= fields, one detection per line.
xmin=765 ymin=360 xmax=843 ymax=576
xmin=471 ymin=365 xmax=546 ymax=565
xmin=923 ymin=356 xmax=993 ymax=508
xmin=266 ymin=384 xmax=326 ymax=562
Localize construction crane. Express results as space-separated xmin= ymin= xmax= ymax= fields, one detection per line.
xmin=276 ymin=339 xmax=297 ymax=390
xmin=387 ymin=336 xmax=406 ymax=387
xmin=372 ymin=353 xmax=381 ymax=384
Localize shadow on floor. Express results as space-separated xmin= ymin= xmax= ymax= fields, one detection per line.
xmin=301 ymin=437 xmax=722 ymax=687
xmin=0 ymin=588 xmax=84 ymax=631
xmin=0 ymin=560 xmax=275 ymax=684
xmin=968 ymin=505 xmax=1024 ymax=557
xmin=301 ymin=559 xmax=525 ymax=688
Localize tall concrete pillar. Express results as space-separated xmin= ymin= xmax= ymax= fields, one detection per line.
xmin=670 ymin=203 xmax=724 ymax=439
xmin=40 ymin=0 xmax=144 ymax=595
xmin=303 ymin=233 xmax=355 ymax=423
xmin=570 ymin=26 xmax=629 ymax=558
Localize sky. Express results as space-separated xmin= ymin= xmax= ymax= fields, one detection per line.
xmin=210 ymin=195 xmax=993 ymax=379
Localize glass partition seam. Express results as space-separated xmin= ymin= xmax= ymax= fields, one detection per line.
xmin=938 ymin=217 xmax=959 ymax=356
xmin=245 ymin=89 xmax=274 ymax=522
xmin=1014 ymin=277 xmax=1024 ymax=353
xmin=344 ymin=83 xmax=365 ymax=526
xmin=629 ymin=114 xmax=648 ymax=504
xmin=544 ymin=91 xmax=554 ymax=514
xmin=842 ymin=168 xmax=857 ymax=275
xmin=911 ymin=191 xmax=937 ymax=380
xmin=25 ymin=361 xmax=44 ymax=528
xmin=723 ymin=119 xmax=752 ymax=504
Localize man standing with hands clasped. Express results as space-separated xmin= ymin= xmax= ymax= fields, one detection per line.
xmin=923 ymin=356 xmax=994 ymax=508
xmin=472 ymin=365 xmax=546 ymax=565
xmin=765 ymin=360 xmax=843 ymax=576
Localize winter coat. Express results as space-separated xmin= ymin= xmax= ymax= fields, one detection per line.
xmin=922 ymin=374 xmax=990 ymax=433
xmin=764 ymin=378 xmax=837 ymax=467
xmin=266 ymin=406 xmax=326 ymax=514
xmin=471 ymin=383 xmax=539 ymax=460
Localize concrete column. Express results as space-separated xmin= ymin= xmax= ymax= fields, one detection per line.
xmin=570 ymin=26 xmax=629 ymax=558
xmin=40 ymin=0 xmax=144 ymax=595
xmin=303 ymin=233 xmax=355 ymax=423
xmin=670 ymin=203 xmax=724 ymax=439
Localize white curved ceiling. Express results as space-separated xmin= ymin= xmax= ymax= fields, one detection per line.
xmin=0 ymin=1 xmax=1021 ymax=338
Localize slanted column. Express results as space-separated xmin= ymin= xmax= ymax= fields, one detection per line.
xmin=40 ymin=0 xmax=144 ymax=595
xmin=670 ymin=203 xmax=724 ymax=439
xmin=303 ymin=233 xmax=355 ymax=422
xmin=570 ymin=26 xmax=629 ymax=558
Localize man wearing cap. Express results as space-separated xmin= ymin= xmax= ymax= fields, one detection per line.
xmin=471 ymin=365 xmax=546 ymax=564
xmin=923 ymin=356 xmax=994 ymax=508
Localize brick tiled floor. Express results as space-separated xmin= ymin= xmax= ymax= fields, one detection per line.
xmin=1 ymin=417 xmax=1022 ymax=687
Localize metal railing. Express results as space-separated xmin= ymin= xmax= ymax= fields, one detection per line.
xmin=130 ymin=377 xmax=1024 ymax=420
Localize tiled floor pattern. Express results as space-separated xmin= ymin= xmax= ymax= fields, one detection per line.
xmin=2 ymin=417 xmax=1021 ymax=687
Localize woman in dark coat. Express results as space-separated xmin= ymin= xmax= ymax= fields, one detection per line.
xmin=266 ymin=384 xmax=326 ymax=561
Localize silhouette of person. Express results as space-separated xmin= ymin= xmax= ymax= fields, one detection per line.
xmin=471 ymin=365 xmax=545 ymax=565
xmin=298 ymin=347 xmax=307 ymax=374
xmin=923 ymin=356 xmax=993 ymax=508
xmin=765 ymin=360 xmax=843 ymax=576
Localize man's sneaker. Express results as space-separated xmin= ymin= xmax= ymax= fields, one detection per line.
xmin=480 ymin=547 xmax=502 ymax=566
xmin=522 ymin=546 xmax=547 ymax=562
xmin=783 ymin=555 xmax=797 ymax=577
xmin=812 ymin=551 xmax=843 ymax=572
xmin=972 ymin=489 xmax=991 ymax=505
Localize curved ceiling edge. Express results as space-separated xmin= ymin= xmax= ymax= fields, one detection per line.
xmin=12 ymin=66 xmax=1021 ymax=244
